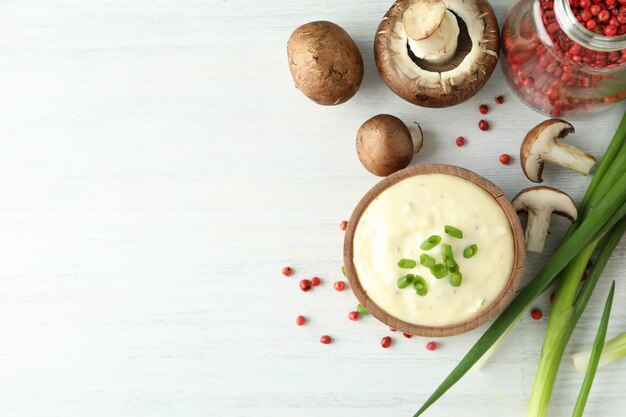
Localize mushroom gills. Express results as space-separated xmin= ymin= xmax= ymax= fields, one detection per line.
xmin=406 ymin=11 xmax=472 ymax=73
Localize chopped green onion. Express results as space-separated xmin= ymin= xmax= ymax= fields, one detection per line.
xmin=441 ymin=243 xmax=453 ymax=261
xmin=398 ymin=258 xmax=417 ymax=269
xmin=444 ymin=225 xmax=463 ymax=239
xmin=463 ymin=244 xmax=478 ymax=258
xmin=450 ymin=271 xmax=462 ymax=287
xmin=572 ymin=332 xmax=626 ymax=372
xmin=445 ymin=258 xmax=459 ymax=273
xmin=356 ymin=303 xmax=369 ymax=316
xmin=341 ymin=266 xmax=346 ymax=277
xmin=431 ymin=264 xmax=448 ymax=279
xmin=572 ymin=282 xmax=615 ymax=417
xmin=397 ymin=274 xmax=414 ymax=289
xmin=414 ymin=276 xmax=428 ymax=296
xmin=420 ymin=254 xmax=436 ymax=269
xmin=420 ymin=235 xmax=442 ymax=250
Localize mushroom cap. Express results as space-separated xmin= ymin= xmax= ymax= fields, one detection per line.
xmin=287 ymin=21 xmax=364 ymax=106
xmin=374 ymin=0 xmax=500 ymax=108
xmin=520 ymin=119 xmax=575 ymax=183
xmin=512 ymin=186 xmax=578 ymax=222
xmin=356 ymin=114 xmax=415 ymax=177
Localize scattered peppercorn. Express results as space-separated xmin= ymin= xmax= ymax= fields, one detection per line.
xmin=311 ymin=276 xmax=321 ymax=286
xmin=300 ymin=279 xmax=312 ymax=292
xmin=456 ymin=136 xmax=466 ymax=147
xmin=478 ymin=120 xmax=489 ymax=131
xmin=348 ymin=311 xmax=359 ymax=321
xmin=389 ymin=327 xmax=397 ymax=332
xmin=495 ymin=95 xmax=504 ymax=104
xmin=531 ymin=308 xmax=543 ymax=320
xmin=296 ymin=315 xmax=306 ymax=326
xmin=500 ymin=154 xmax=511 ymax=165
xmin=320 ymin=335 xmax=332 ymax=344
xmin=479 ymin=104 xmax=489 ymax=114
xmin=282 ymin=266 xmax=292 ymax=277
xmin=426 ymin=341 xmax=438 ymax=351
xmin=381 ymin=336 xmax=392 ymax=348
xmin=333 ymin=281 xmax=346 ymax=291
xmin=339 ymin=220 xmax=348 ymax=231
xmin=403 ymin=332 xmax=413 ymax=339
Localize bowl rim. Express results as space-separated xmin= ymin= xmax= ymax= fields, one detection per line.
xmin=343 ymin=164 xmax=526 ymax=337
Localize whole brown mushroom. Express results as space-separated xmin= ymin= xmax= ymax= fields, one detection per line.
xmin=375 ymin=0 xmax=500 ymax=107
xmin=356 ymin=114 xmax=423 ymax=177
xmin=287 ymin=21 xmax=364 ymax=105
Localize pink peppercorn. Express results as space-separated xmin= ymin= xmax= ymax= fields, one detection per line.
xmin=478 ymin=120 xmax=489 ymax=131
xmin=320 ymin=335 xmax=332 ymax=344
xmin=333 ymin=281 xmax=346 ymax=291
xmin=300 ymin=279 xmax=312 ymax=292
xmin=281 ymin=266 xmax=292 ymax=277
xmin=381 ymin=336 xmax=392 ymax=348
xmin=426 ymin=341 xmax=438 ymax=351
xmin=296 ymin=315 xmax=306 ymax=326
xmin=456 ymin=136 xmax=466 ymax=147
xmin=531 ymin=308 xmax=543 ymax=320
xmin=339 ymin=220 xmax=348 ymax=231
xmin=348 ymin=311 xmax=359 ymax=321
xmin=311 ymin=276 xmax=321 ymax=286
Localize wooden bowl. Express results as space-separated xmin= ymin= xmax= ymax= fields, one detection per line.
xmin=343 ymin=164 xmax=525 ymax=337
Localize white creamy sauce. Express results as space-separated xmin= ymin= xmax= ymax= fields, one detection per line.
xmin=353 ymin=174 xmax=514 ymax=327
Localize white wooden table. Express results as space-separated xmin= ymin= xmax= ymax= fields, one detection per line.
xmin=0 ymin=1 xmax=624 ymax=416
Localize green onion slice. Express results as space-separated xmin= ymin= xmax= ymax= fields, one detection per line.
xmin=341 ymin=266 xmax=347 ymax=276
xmin=398 ymin=258 xmax=417 ymax=269
xmin=356 ymin=303 xmax=369 ymax=315
xmin=450 ymin=271 xmax=463 ymax=287
xmin=420 ymin=254 xmax=436 ymax=269
xmin=463 ymin=244 xmax=478 ymax=259
xmin=414 ymin=276 xmax=428 ymax=296
xmin=442 ymin=243 xmax=453 ymax=261
xmin=431 ymin=264 xmax=448 ymax=279
xmin=445 ymin=258 xmax=459 ymax=273
xmin=420 ymin=235 xmax=442 ymax=250
xmin=397 ymin=274 xmax=414 ymax=289
xmin=444 ymin=225 xmax=463 ymax=239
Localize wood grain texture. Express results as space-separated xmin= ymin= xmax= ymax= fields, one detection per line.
xmin=343 ymin=164 xmax=526 ymax=337
xmin=0 ymin=1 xmax=624 ymax=417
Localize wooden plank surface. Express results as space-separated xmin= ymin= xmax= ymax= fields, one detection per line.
xmin=0 ymin=1 xmax=624 ymax=416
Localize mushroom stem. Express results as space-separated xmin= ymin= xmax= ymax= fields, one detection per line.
xmin=544 ymin=142 xmax=596 ymax=176
xmin=408 ymin=122 xmax=424 ymax=153
xmin=525 ymin=210 xmax=552 ymax=253
xmin=404 ymin=0 xmax=460 ymax=64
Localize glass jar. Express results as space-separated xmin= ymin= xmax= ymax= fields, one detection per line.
xmin=501 ymin=0 xmax=626 ymax=117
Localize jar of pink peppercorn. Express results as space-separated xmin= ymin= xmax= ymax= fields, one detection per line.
xmin=501 ymin=0 xmax=626 ymax=117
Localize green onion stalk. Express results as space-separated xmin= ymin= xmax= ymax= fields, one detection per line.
xmin=572 ymin=332 xmax=626 ymax=372
xmin=413 ymin=110 xmax=626 ymax=417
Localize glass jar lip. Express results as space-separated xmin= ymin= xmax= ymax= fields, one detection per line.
xmin=555 ymin=0 xmax=626 ymax=51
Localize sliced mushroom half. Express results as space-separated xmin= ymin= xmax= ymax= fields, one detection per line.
xmin=520 ymin=119 xmax=596 ymax=183
xmin=374 ymin=0 xmax=500 ymax=107
xmin=512 ymin=186 xmax=578 ymax=253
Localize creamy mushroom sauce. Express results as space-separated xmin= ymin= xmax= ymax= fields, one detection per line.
xmin=353 ymin=173 xmax=514 ymax=327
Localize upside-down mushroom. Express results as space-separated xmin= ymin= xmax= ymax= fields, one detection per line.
xmin=356 ymin=114 xmax=423 ymax=177
xmin=512 ymin=186 xmax=578 ymax=253
xmin=520 ymin=119 xmax=597 ymax=183
xmin=374 ymin=0 xmax=500 ymax=107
